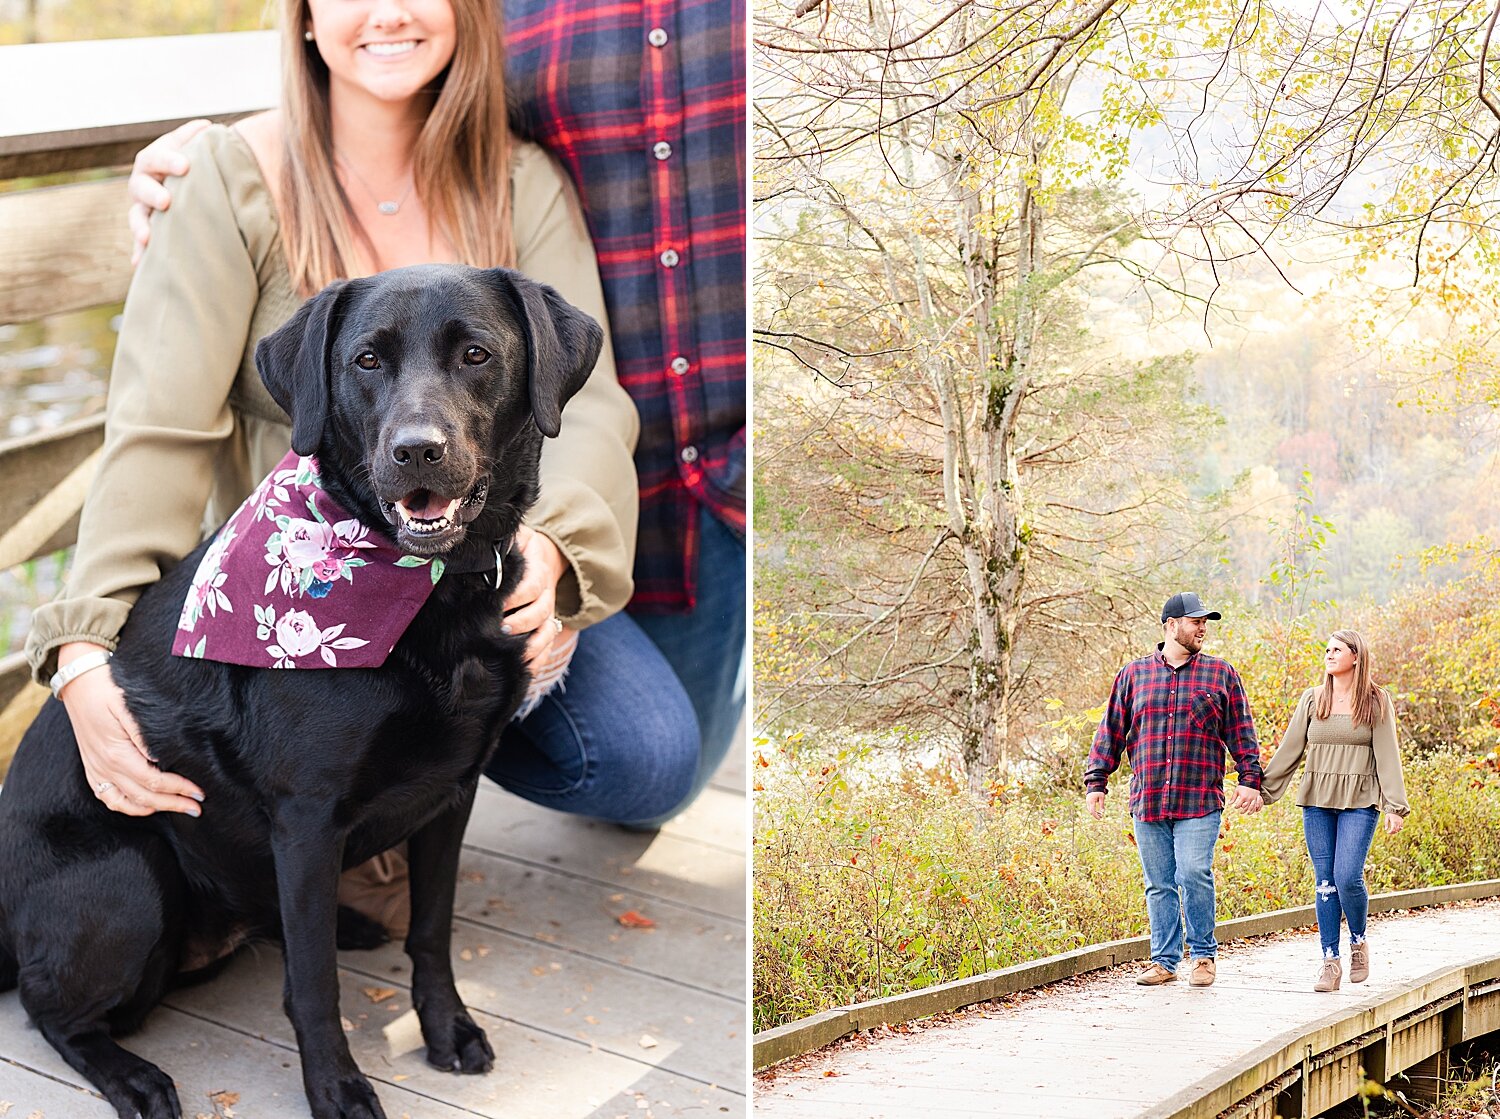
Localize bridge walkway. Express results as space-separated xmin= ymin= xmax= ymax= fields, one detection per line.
xmin=755 ymin=896 xmax=1500 ymax=1119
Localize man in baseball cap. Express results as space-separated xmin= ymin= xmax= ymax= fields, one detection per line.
xmin=1084 ymin=592 xmax=1263 ymax=988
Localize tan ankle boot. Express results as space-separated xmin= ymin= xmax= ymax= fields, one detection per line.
xmin=1349 ymin=940 xmax=1369 ymax=983
xmin=1314 ymin=958 xmax=1341 ymax=992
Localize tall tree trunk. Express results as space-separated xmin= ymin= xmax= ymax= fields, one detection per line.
xmin=952 ymin=141 xmax=1041 ymax=794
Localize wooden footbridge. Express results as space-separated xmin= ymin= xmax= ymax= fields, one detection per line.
xmin=754 ymin=885 xmax=1500 ymax=1119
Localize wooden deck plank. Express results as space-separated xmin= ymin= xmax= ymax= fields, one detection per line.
xmin=451 ymin=844 xmax=745 ymax=999
xmin=462 ymin=795 xmax=744 ymax=920
xmin=755 ymin=898 xmax=1500 ymax=1119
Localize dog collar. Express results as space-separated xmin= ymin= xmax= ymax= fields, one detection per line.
xmin=172 ymin=451 xmax=450 ymax=669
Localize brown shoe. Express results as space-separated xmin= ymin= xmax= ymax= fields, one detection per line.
xmin=1189 ymin=958 xmax=1216 ymax=987
xmin=1136 ymin=962 xmax=1177 ymax=986
xmin=1349 ymin=941 xmax=1369 ymax=983
xmin=337 ymin=846 xmax=411 ymax=938
xmin=1314 ymin=958 xmax=1342 ymax=992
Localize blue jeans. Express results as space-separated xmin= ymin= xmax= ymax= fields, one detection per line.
xmin=484 ymin=609 xmax=699 ymax=824
xmin=1134 ymin=812 xmax=1221 ymax=969
xmin=483 ymin=506 xmax=744 ymax=826
xmin=1302 ymin=806 xmax=1379 ymax=959
xmin=630 ymin=507 xmax=746 ymax=827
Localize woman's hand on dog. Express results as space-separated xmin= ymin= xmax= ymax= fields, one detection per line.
xmin=503 ymin=526 xmax=572 ymax=667
xmin=58 ymin=642 xmax=205 ymax=817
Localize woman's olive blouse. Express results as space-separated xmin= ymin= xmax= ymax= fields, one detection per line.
xmin=1260 ymin=687 xmax=1410 ymax=816
xmin=27 ymin=125 xmax=639 ymax=683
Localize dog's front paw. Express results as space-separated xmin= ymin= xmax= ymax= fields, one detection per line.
xmin=425 ymin=1010 xmax=495 ymax=1074
xmin=308 ymin=1072 xmax=387 ymax=1119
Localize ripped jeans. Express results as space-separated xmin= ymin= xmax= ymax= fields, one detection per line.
xmin=1302 ymin=805 xmax=1380 ymax=959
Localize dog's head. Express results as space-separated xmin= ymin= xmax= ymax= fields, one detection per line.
xmin=255 ymin=264 xmax=602 ymax=554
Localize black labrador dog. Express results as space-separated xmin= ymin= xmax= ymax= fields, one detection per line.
xmin=0 ymin=263 xmax=602 ymax=1119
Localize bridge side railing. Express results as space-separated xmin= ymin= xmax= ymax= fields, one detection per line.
xmin=753 ymin=878 xmax=1500 ymax=1072
xmin=0 ymin=32 xmax=279 ymax=770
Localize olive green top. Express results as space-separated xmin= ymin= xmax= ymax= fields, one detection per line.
xmin=27 ymin=125 xmax=639 ymax=684
xmin=1261 ymin=687 xmax=1410 ymax=816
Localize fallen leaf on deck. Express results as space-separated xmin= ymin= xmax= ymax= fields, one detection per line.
xmin=459 ymin=948 xmax=474 ymax=961
xmin=616 ymin=910 xmax=656 ymax=929
xmin=363 ymin=987 xmax=397 ymax=1004
xmin=638 ymin=1034 xmax=658 ymax=1049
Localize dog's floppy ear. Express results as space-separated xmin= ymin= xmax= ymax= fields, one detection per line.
xmin=487 ymin=269 xmax=604 ymax=438
xmin=255 ymin=280 xmax=349 ymax=456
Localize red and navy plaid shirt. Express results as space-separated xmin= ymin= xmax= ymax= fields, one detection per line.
xmin=506 ymin=0 xmax=747 ymax=614
xmin=1085 ymin=646 xmax=1262 ymax=822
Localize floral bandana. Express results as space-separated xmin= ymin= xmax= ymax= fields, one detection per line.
xmin=172 ymin=451 xmax=446 ymax=669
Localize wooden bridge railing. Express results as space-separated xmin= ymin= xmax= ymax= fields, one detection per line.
xmin=0 ymin=31 xmax=279 ymax=769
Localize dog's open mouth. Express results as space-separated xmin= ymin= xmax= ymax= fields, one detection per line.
xmin=380 ymin=479 xmax=489 ymax=551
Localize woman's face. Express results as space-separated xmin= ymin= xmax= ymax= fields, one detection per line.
xmin=1324 ymin=638 xmax=1357 ymax=677
xmin=306 ymin=0 xmax=457 ymax=105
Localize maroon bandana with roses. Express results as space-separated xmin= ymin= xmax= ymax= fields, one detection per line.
xmin=171 ymin=451 xmax=444 ymax=669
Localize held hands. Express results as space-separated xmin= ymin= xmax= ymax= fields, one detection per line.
xmin=1085 ymin=791 xmax=1106 ymax=820
xmin=56 ymin=643 xmax=205 ymax=817
xmin=127 ymin=118 xmax=211 ymax=265
xmin=502 ymin=526 xmax=573 ymax=669
xmin=1232 ymin=784 xmax=1264 ymax=814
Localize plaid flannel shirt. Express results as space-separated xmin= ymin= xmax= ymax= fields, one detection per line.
xmin=506 ymin=0 xmax=747 ymax=614
xmin=1085 ymin=646 xmax=1262 ymax=822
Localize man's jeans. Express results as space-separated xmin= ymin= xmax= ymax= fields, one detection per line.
xmin=632 ymin=507 xmax=747 ymax=827
xmin=1302 ymin=805 xmax=1380 ymax=959
xmin=1134 ymin=811 xmax=1222 ymax=969
xmin=483 ymin=507 xmax=745 ymax=826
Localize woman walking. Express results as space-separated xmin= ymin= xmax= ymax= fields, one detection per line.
xmin=1262 ymin=630 xmax=1408 ymax=992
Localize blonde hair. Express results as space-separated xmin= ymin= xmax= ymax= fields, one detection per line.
xmin=278 ymin=0 xmax=515 ymax=294
xmin=1315 ymin=629 xmax=1386 ymax=728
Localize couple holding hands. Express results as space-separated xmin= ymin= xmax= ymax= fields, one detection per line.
xmin=1085 ymin=592 xmax=1409 ymax=994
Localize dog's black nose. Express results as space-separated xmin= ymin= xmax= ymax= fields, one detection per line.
xmin=392 ymin=427 xmax=447 ymax=467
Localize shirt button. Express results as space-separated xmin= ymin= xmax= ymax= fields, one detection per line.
xmin=681 ymin=445 xmax=699 ymax=464
xmin=648 ymin=27 xmax=668 ymax=46
xmin=660 ymin=248 xmax=680 ymax=267
xmin=653 ymin=141 xmax=672 ymax=160
xmin=670 ymin=356 xmax=691 ymax=375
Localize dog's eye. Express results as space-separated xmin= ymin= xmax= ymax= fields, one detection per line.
xmin=463 ymin=346 xmax=490 ymax=366
xmin=355 ymin=351 xmax=380 ymax=371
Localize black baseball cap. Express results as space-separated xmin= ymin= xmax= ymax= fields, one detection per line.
xmin=1161 ymin=592 xmax=1222 ymax=623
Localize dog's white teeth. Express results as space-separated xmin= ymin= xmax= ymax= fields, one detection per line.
xmin=405 ymin=516 xmax=451 ymax=536
xmin=439 ymin=498 xmax=461 ymax=521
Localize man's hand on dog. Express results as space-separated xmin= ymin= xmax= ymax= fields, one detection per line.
xmin=503 ymin=526 xmax=573 ymax=668
xmin=57 ymin=642 xmax=205 ymax=816
xmin=127 ymin=119 xmax=209 ymax=265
